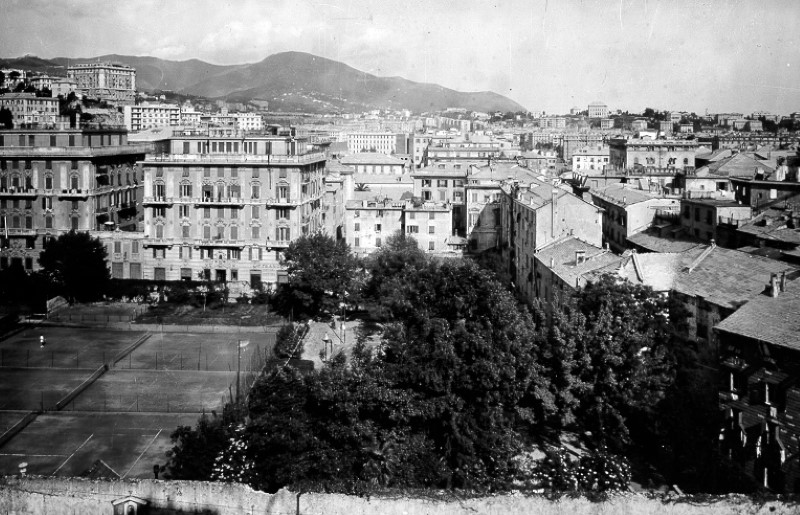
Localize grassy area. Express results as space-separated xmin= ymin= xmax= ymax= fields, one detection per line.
xmin=135 ymin=302 xmax=284 ymax=327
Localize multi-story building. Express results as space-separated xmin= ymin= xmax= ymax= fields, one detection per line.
xmin=589 ymin=184 xmax=681 ymax=253
xmin=346 ymin=198 xmax=404 ymax=255
xmin=716 ymin=276 xmax=800 ymax=492
xmin=519 ymin=151 xmax=558 ymax=173
xmin=122 ymin=104 xmax=181 ymax=133
xmin=539 ymin=117 xmax=567 ymax=130
xmin=339 ymin=152 xmax=406 ymax=175
xmin=346 ymin=132 xmax=399 ymax=154
xmin=412 ymin=162 xmax=468 ymax=235
xmin=180 ymin=107 xmax=203 ymax=127
xmin=137 ymin=128 xmax=326 ymax=287
xmin=0 ymin=93 xmax=60 ymax=126
xmin=608 ymin=137 xmax=698 ymax=174
xmin=571 ymin=145 xmax=609 ymax=172
xmin=404 ymin=202 xmax=454 ymax=252
xmin=600 ymin=118 xmax=614 ymax=130
xmin=501 ymin=178 xmax=604 ymax=304
xmin=588 ymin=101 xmax=608 ymax=118
xmin=67 ymin=63 xmax=136 ymax=103
xmin=0 ymin=123 xmax=149 ymax=271
xmin=680 ymin=198 xmax=752 ymax=247
xmin=234 ymin=113 xmax=263 ymax=132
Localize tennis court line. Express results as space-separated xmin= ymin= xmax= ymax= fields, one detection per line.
xmin=121 ymin=428 xmax=162 ymax=479
xmin=52 ymin=433 xmax=93 ymax=475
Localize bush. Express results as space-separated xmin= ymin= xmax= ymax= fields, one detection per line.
xmin=273 ymin=324 xmax=306 ymax=359
xmin=522 ymin=447 xmax=631 ymax=493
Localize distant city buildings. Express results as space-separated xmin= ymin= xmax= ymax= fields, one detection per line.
xmin=588 ymin=101 xmax=608 ymax=118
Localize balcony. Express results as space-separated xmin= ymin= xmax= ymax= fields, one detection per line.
xmin=143 ymin=237 xmax=173 ymax=247
xmin=145 ymin=152 xmax=326 ymax=165
xmin=265 ymin=197 xmax=301 ymax=206
xmin=142 ymin=196 xmax=174 ymax=206
xmin=195 ymin=238 xmax=245 ymax=247
xmin=57 ymin=188 xmax=89 ymax=199
xmin=266 ymin=239 xmax=291 ymax=248
xmin=3 ymin=228 xmax=37 ymax=237
xmin=194 ymin=196 xmax=246 ymax=207
xmin=0 ymin=187 xmax=38 ymax=198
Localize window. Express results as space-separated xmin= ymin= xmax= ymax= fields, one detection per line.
xmin=694 ymin=209 xmax=700 ymax=222
xmin=251 ymin=184 xmax=260 ymax=199
xmin=179 ymin=205 xmax=190 ymax=217
xmin=155 ymin=225 xmax=164 ymax=239
xmin=182 ymin=225 xmax=190 ymax=238
xmin=437 ymin=180 xmax=448 ymax=187
xmin=230 ymin=208 xmax=238 ymax=219
xmin=429 ymin=212 xmax=435 ymax=220
xmin=354 ymin=237 xmax=360 ymax=247
xmin=153 ymin=207 xmax=166 ymax=218
xmin=71 ymin=217 xmax=79 ymax=230
xmin=422 ymin=179 xmax=431 ymax=187
xmin=422 ymin=191 xmax=432 ymax=201
xmin=472 ymin=193 xmax=478 ymax=202
xmin=277 ymin=185 xmax=289 ymax=199
xmin=251 ymin=206 xmax=260 ymax=218
xmin=407 ymin=226 xmax=419 ymax=233
xmin=375 ymin=237 xmax=381 ymax=247
xmin=409 ymin=212 xmax=415 ymax=220
xmin=180 ymin=184 xmax=192 ymax=198
xmin=429 ymin=241 xmax=435 ymax=250
xmin=770 ymin=189 xmax=777 ymax=200
xmin=203 ymin=225 xmax=211 ymax=239
xmin=683 ymin=206 xmax=690 ymax=219
xmin=251 ymin=226 xmax=260 ymax=239
xmin=114 ymin=241 xmax=122 ymax=254
xmin=204 ymin=207 xmax=211 ymax=219
xmin=279 ymin=169 xmax=287 ymax=178
xmin=132 ymin=241 xmax=139 ymax=254
xmin=276 ymin=227 xmax=290 ymax=240
xmin=429 ymin=226 xmax=435 ymax=234
xmin=354 ymin=223 xmax=360 ymax=232
xmin=277 ymin=208 xmax=289 ymax=220
xmin=230 ymin=226 xmax=238 ymax=240
xmin=45 ymin=216 xmax=52 ymax=229
xmin=45 ymin=175 xmax=53 ymax=189
xmin=375 ymin=223 xmax=381 ymax=232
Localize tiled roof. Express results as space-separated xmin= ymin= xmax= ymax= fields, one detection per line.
xmin=672 ymin=246 xmax=796 ymax=309
xmin=352 ymin=172 xmax=413 ymax=185
xmin=704 ymin=153 xmax=775 ymax=179
xmin=627 ymin=231 xmax=703 ymax=253
xmin=536 ymin=237 xmax=623 ymax=288
xmin=590 ymin=184 xmax=663 ymax=206
xmin=469 ymin=163 xmax=539 ymax=183
xmin=736 ymin=207 xmax=800 ymax=245
xmin=715 ymin=280 xmax=800 ymax=350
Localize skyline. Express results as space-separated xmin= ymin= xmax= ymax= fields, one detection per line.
xmin=1 ymin=0 xmax=799 ymax=115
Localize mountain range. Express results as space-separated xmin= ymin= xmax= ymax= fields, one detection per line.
xmin=0 ymin=52 xmax=525 ymax=114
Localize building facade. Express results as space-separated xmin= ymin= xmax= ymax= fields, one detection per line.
xmin=137 ymin=130 xmax=325 ymax=288
xmin=0 ymin=93 xmax=60 ymax=127
xmin=122 ymin=104 xmax=181 ymax=132
xmin=0 ymin=124 xmax=149 ymax=271
xmin=67 ymin=63 xmax=136 ymax=103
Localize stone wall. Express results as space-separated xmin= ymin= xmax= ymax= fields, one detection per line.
xmin=0 ymin=477 xmax=795 ymax=515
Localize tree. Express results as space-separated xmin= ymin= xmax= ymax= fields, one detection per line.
xmin=271 ymin=232 xmax=358 ymax=319
xmin=38 ymin=230 xmax=111 ymax=303
xmin=539 ymin=275 xmax=679 ymax=450
xmin=363 ymin=232 xmax=427 ymax=317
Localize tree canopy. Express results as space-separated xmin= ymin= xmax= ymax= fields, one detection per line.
xmin=38 ymin=230 xmax=110 ymax=303
xmin=271 ymin=232 xmax=359 ymax=319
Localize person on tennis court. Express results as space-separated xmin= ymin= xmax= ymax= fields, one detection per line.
xmin=40 ymin=335 xmax=46 ymax=348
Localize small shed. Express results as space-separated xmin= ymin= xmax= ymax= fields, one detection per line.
xmin=111 ymin=495 xmax=149 ymax=515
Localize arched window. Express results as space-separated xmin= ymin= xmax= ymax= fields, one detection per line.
xmin=70 ymin=174 xmax=79 ymax=190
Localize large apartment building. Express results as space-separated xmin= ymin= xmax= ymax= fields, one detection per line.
xmin=122 ymin=104 xmax=181 ymax=132
xmin=67 ymin=63 xmax=136 ymax=103
xmin=136 ymin=128 xmax=326 ymax=288
xmin=0 ymin=93 xmax=60 ymax=126
xmin=0 ymin=122 xmax=149 ymax=271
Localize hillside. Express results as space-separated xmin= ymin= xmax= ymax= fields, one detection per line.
xmin=2 ymin=52 xmax=525 ymax=113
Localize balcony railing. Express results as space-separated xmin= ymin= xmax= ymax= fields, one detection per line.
xmin=142 ymin=196 xmax=174 ymax=205
xmin=0 ymin=187 xmax=38 ymax=197
xmin=195 ymin=238 xmax=245 ymax=247
xmin=0 ymin=143 xmax=152 ymax=157
xmin=194 ymin=196 xmax=246 ymax=206
xmin=1 ymin=227 xmax=37 ymax=237
xmin=145 ymin=152 xmax=325 ymax=165
xmin=57 ymin=188 xmax=89 ymax=199
xmin=266 ymin=239 xmax=291 ymax=248
xmin=265 ymin=197 xmax=301 ymax=206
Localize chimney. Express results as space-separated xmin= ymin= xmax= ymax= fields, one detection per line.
xmin=780 ymin=271 xmax=787 ymax=292
xmin=770 ymin=273 xmax=780 ymax=298
xmin=575 ymin=250 xmax=586 ymax=265
xmin=550 ymin=257 xmax=555 ymax=268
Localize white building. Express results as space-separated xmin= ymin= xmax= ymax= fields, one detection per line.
xmin=346 ymin=132 xmax=398 ymax=154
xmin=588 ymin=101 xmax=609 ymax=118
xmin=234 ymin=112 xmax=263 ymax=132
xmin=122 ymin=104 xmax=181 ymax=132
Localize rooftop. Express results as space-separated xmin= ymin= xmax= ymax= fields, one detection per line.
xmin=715 ymin=278 xmax=800 ymax=351
xmin=536 ymin=237 xmax=622 ymax=288
xmin=340 ymin=152 xmax=407 ymax=165
xmin=627 ymin=230 xmax=705 ymax=253
xmin=589 ymin=183 xmax=666 ymax=206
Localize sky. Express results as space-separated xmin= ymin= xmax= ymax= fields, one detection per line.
xmin=2 ymin=0 xmax=799 ymax=115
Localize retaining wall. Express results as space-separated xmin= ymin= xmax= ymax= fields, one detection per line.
xmin=0 ymin=477 xmax=795 ymax=515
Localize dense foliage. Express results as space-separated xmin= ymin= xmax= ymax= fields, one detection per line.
xmin=37 ymin=230 xmax=110 ymax=303
xmin=165 ymin=242 xmax=686 ymax=494
xmin=271 ymin=233 xmax=359 ymax=319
